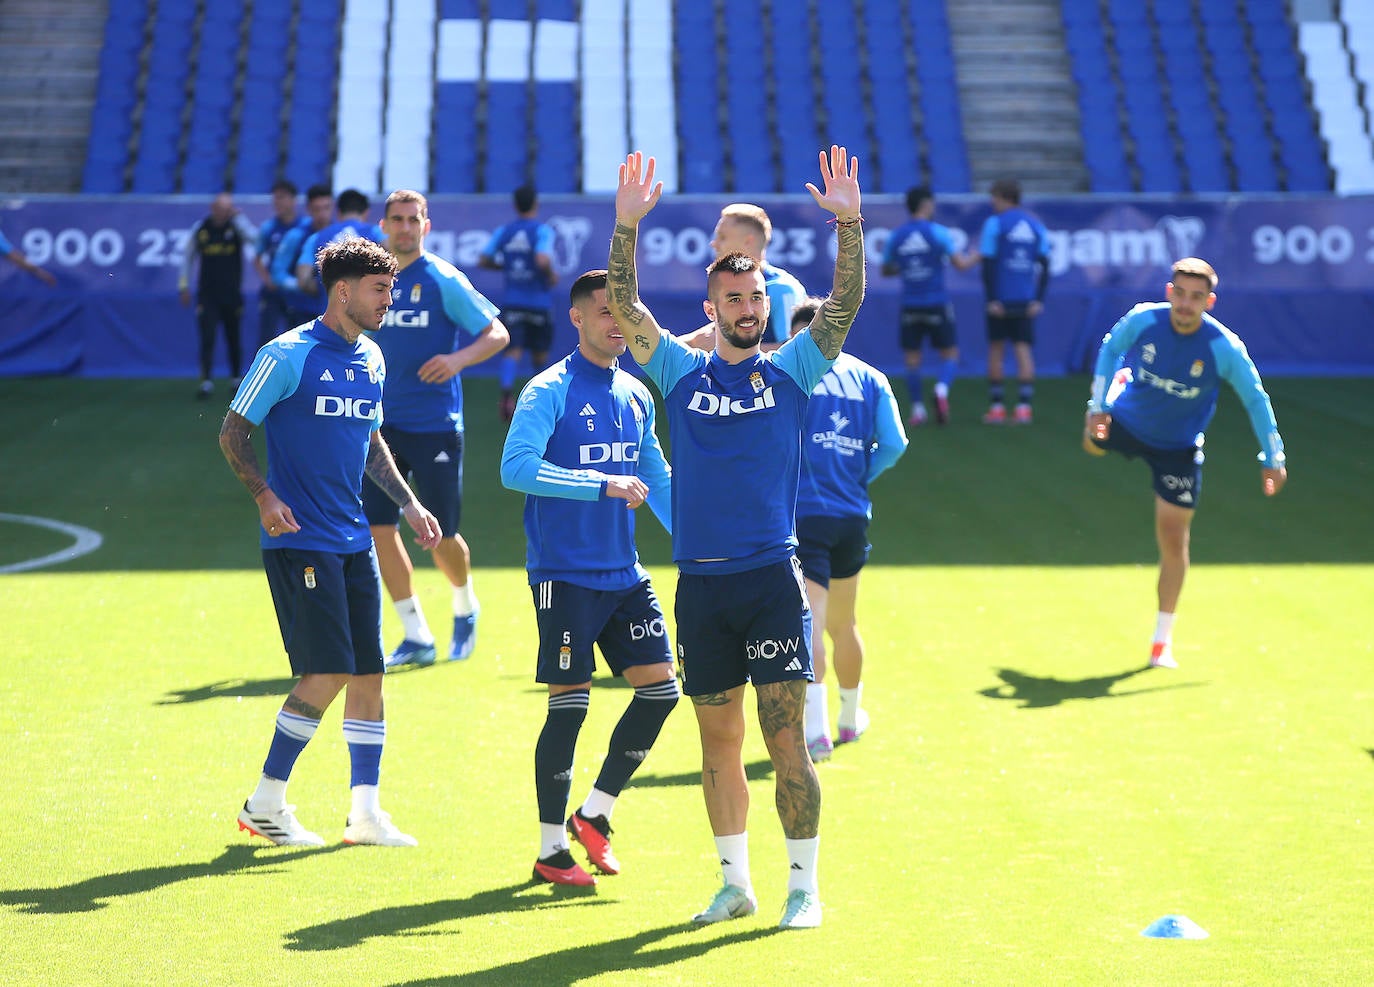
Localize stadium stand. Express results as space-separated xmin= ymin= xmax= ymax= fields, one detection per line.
xmin=66 ymin=0 xmax=1348 ymax=197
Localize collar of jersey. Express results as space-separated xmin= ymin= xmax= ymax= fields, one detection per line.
xmin=570 ymin=348 xmax=617 ymax=380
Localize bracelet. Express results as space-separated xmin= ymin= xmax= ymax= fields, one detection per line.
xmin=828 ymin=215 xmax=864 ymax=227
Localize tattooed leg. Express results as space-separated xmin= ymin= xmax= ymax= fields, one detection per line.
xmin=756 ymin=679 xmax=821 ymax=839
xmin=692 ymin=686 xmax=750 ymax=836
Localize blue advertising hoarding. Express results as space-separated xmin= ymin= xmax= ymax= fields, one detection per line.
xmin=2 ymin=194 xmax=1372 ymax=378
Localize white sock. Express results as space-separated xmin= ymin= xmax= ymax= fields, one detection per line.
xmin=249 ymin=775 xmax=287 ymax=812
xmin=714 ymin=832 xmax=751 ymax=892
xmin=453 ymin=581 xmax=478 ymax=617
xmin=394 ymin=596 xmax=434 ymax=644
xmin=838 ymin=685 xmax=863 ymax=731
xmin=1153 ymin=611 xmax=1176 ymax=645
xmin=580 ymin=787 xmax=616 ymax=821
xmin=804 ymin=683 xmax=830 ymax=743
xmin=786 ymin=836 xmax=820 ymax=894
xmin=350 ymin=784 xmax=380 ymax=819
xmin=540 ymin=822 xmax=569 ymax=859
xmin=934 ymin=381 xmax=949 ymax=399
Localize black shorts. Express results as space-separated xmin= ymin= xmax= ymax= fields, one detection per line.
xmin=362 ymin=426 xmax=464 ymax=536
xmin=1092 ymin=418 xmax=1204 ymax=509
xmin=986 ymin=304 xmax=1036 ymax=344
xmin=900 ymin=305 xmax=956 ymax=351
xmin=795 ymin=515 xmax=871 ymax=588
xmin=503 ymin=306 xmax=555 ymax=354
xmin=674 ymin=558 xmax=813 ymax=696
xmin=532 ymin=578 xmax=672 ymax=684
xmin=262 ymin=546 xmax=384 ymax=676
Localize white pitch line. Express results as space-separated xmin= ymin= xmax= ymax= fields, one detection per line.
xmin=0 ymin=513 xmax=104 ymax=574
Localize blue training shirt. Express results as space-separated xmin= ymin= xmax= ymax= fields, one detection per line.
xmin=229 ymin=321 xmax=386 ymax=553
xmin=481 ymin=218 xmax=557 ymax=310
xmin=0 ymin=229 xmax=14 ymax=254
xmin=1090 ymin=302 xmax=1284 ymax=464
xmin=763 ymin=263 xmax=808 ymax=344
xmin=501 ymin=348 xmax=672 ymax=590
xmin=363 ymin=250 xmax=500 ymax=434
xmin=883 ymin=219 xmax=958 ymax=307
xmin=270 ymin=224 xmax=325 ymax=316
xmin=979 ymin=208 xmax=1051 ymax=303
xmin=644 ymin=329 xmax=833 ymax=573
xmin=796 ymin=353 xmax=908 ymax=521
xmin=256 ymin=215 xmax=307 ymax=269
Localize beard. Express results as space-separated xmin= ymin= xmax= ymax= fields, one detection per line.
xmin=718 ymin=317 xmax=764 ymax=349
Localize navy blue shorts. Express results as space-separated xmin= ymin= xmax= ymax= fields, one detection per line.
xmin=262 ymin=546 xmax=384 ymax=676
xmin=532 ymin=578 xmax=672 ymax=685
xmin=900 ymin=305 xmax=956 ymax=351
xmin=503 ymin=306 xmax=555 ymax=354
xmin=986 ymin=305 xmax=1036 ymax=344
xmin=674 ymin=558 xmax=814 ymax=696
xmin=1092 ymin=419 xmax=1204 ymax=509
xmin=362 ymin=426 xmax=463 ymax=535
xmin=796 ymin=515 xmax=871 ymax=588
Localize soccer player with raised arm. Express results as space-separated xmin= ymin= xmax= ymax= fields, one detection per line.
xmin=1084 ymin=257 xmax=1287 ymax=669
xmin=364 ymin=190 xmax=509 ymax=669
xmin=788 ymin=299 xmax=908 ymax=762
xmin=501 ymin=270 xmax=678 ymax=887
xmin=606 ymin=146 xmax=865 ymax=930
xmin=220 ymin=237 xmax=442 ymax=848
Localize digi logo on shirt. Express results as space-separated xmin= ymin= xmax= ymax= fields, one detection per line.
xmin=315 ymin=396 xmax=379 ymax=419
xmin=579 ymin=441 xmax=639 ymax=465
xmin=379 ymin=308 xmax=430 ymax=328
xmin=686 ymin=387 xmax=776 ymax=417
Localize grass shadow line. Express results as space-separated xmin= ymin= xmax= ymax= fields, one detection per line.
xmin=0 ymin=843 xmax=343 ymax=914
xmin=386 ymin=921 xmax=783 ymax=985
xmin=285 ymin=880 xmax=605 ymax=952
xmin=158 ymin=677 xmax=298 ymax=704
xmin=979 ymin=665 xmax=1209 ymax=709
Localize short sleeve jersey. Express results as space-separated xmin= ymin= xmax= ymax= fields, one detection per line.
xmin=796 ymin=353 xmax=908 ymax=521
xmin=364 ymin=251 xmax=500 ymax=433
xmin=644 ymin=331 xmax=833 ymax=573
xmin=230 ymin=321 xmax=386 ymax=553
xmin=1091 ymin=302 xmax=1283 ymax=463
xmin=883 ymin=219 xmax=958 ymax=307
xmin=979 ymin=208 xmax=1051 ymax=304
xmin=482 ymin=219 xmax=557 ymax=310
xmin=763 ymin=263 xmax=808 ymax=344
xmin=500 ymin=349 xmax=673 ymax=590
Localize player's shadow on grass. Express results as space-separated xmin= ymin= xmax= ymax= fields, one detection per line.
xmin=286 ymin=880 xmax=603 ymax=951
xmin=0 ymin=843 xmax=342 ymax=914
xmin=385 ymin=921 xmax=781 ymax=986
xmin=158 ymin=677 xmax=298 ymax=704
xmin=629 ymin=759 xmax=776 ymax=788
xmin=980 ymin=665 xmax=1206 ymax=709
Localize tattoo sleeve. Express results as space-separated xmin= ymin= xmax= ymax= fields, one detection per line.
xmin=219 ymin=411 xmax=268 ymax=500
xmin=758 ymin=679 xmax=821 ymax=838
xmin=607 ymin=222 xmax=660 ymax=364
xmin=810 ymin=221 xmax=867 ymax=360
xmin=691 ymin=692 xmax=731 ymax=707
xmin=364 ymin=432 xmax=415 ymax=508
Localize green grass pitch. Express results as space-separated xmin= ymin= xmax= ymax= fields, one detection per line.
xmin=1 ymin=375 xmax=1370 ymax=985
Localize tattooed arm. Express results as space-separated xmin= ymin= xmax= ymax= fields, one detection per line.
xmin=366 ymin=431 xmax=443 ymax=549
xmin=607 ymin=152 xmax=667 ymax=366
xmin=219 ymin=409 xmax=299 ymax=535
xmin=802 ymin=145 xmax=866 ymax=360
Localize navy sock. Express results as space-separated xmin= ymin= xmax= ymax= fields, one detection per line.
xmin=905 ymin=370 xmax=924 ymax=406
xmin=988 ymin=382 xmax=1005 ymax=406
xmin=535 ymin=690 xmax=589 ymax=824
xmin=594 ymin=680 xmax=680 ymax=796
xmin=1018 ymin=381 xmax=1034 ymax=406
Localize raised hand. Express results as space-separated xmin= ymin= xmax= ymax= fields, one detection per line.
xmin=805 ymin=145 xmax=861 ymax=221
xmin=615 ymin=152 xmax=664 ymax=226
